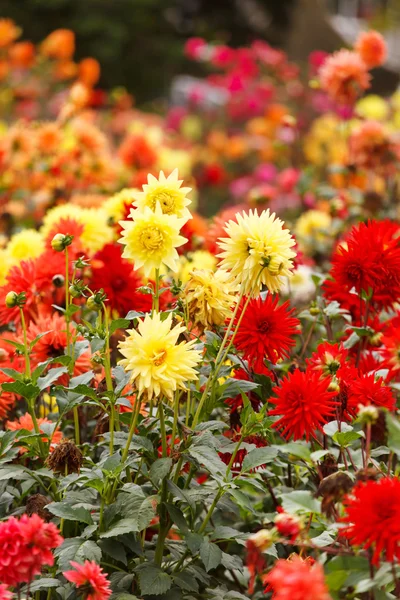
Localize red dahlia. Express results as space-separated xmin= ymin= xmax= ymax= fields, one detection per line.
xmin=0 ymin=514 xmax=63 ymax=586
xmin=64 ymin=560 xmax=112 ymax=600
xmin=346 ymin=373 xmax=396 ymax=417
xmin=307 ymin=341 xmax=348 ymax=377
xmin=327 ymin=220 xmax=400 ymax=310
xmin=264 ymin=556 xmax=332 ymax=600
xmin=341 ymin=477 xmax=400 ymax=565
xmin=90 ymin=243 xmax=151 ymax=317
xmin=0 ymin=260 xmax=39 ymax=325
xmin=269 ymin=368 xmax=338 ymax=441
xmin=233 ymin=295 xmax=299 ymax=373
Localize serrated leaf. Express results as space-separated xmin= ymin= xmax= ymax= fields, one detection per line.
xmin=149 ymin=457 xmax=172 ymax=483
xmin=188 ymin=445 xmax=226 ymax=475
xmin=200 ymin=540 xmax=222 ymax=572
xmin=281 ymin=490 xmax=321 ymax=514
xmin=37 ymin=366 xmax=68 ymax=390
xmin=277 ymin=442 xmax=311 ymax=461
xmin=110 ymin=318 xmax=130 ymax=335
xmin=101 ymin=518 xmax=139 ymax=538
xmin=241 ymin=446 xmax=278 ymax=472
xmin=54 ymin=538 xmax=101 ymax=572
xmin=139 ymin=567 xmax=172 ymax=596
xmin=1 ymin=381 xmax=39 ymax=401
xmin=333 ymin=430 xmax=363 ymax=447
xmin=22 ymin=578 xmax=60 ymax=593
xmin=47 ymin=502 xmax=93 ymax=524
xmin=174 ymin=571 xmax=199 ymax=592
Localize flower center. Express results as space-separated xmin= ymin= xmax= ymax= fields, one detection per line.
xmin=259 ymin=320 xmax=271 ymax=334
xmin=112 ymin=277 xmax=125 ymax=291
xmin=152 ymin=349 xmax=167 ymax=366
xmin=346 ymin=263 xmax=364 ymax=283
xmin=140 ymin=227 xmax=164 ymax=252
xmin=150 ymin=190 xmax=177 ymax=214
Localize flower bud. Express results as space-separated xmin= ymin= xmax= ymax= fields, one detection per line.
xmin=328 ymin=377 xmax=340 ymax=393
xmin=309 ymin=304 xmax=320 ymax=315
xmin=5 ymin=290 xmax=26 ymax=308
xmin=69 ymin=280 xmax=86 ymax=298
xmin=267 ymin=255 xmax=284 ymax=276
xmin=5 ymin=291 xmax=18 ymax=308
xmin=52 ymin=274 xmax=65 ymax=288
xmin=357 ymin=404 xmax=379 ymax=424
xmin=51 ymin=233 xmax=73 ymax=252
xmin=87 ymin=294 xmax=104 ymax=312
xmin=247 ymin=529 xmax=275 ymax=552
xmin=275 ymin=510 xmax=303 ymax=541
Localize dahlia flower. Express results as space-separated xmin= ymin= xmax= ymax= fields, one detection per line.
xmin=118 ymin=312 xmax=201 ymax=400
xmin=64 ymin=561 xmax=111 ymax=600
xmin=342 ymin=477 xmax=400 ymax=565
xmin=217 ymin=209 xmax=296 ymax=296
xmin=355 ymin=30 xmax=387 ymax=69
xmin=119 ymin=204 xmax=187 ymax=276
xmin=133 ymin=169 xmax=192 ymax=219
xmin=264 ymin=556 xmax=332 ymax=600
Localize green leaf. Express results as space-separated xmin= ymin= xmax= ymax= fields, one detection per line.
xmin=0 ymin=367 xmax=24 ymax=381
xmin=101 ymin=518 xmax=139 ymax=538
xmin=188 ymin=445 xmax=226 ymax=475
xmin=125 ymin=310 xmax=146 ymax=320
xmin=47 ymin=502 xmax=93 ymax=524
xmin=54 ymin=538 xmax=101 ymax=572
xmin=281 ymin=491 xmax=321 ymax=514
xmin=174 ymin=571 xmax=199 ymax=593
xmin=166 ymin=503 xmax=189 ymax=533
xmin=37 ymin=366 xmax=68 ymax=390
xmin=68 ymin=384 xmax=98 ymax=400
xmin=211 ymin=526 xmax=245 ymax=541
xmin=139 ymin=566 xmax=172 ymax=596
xmin=29 ymin=331 xmax=53 ymax=349
xmin=149 ymin=457 xmax=172 ymax=484
xmin=333 ymin=430 xmax=363 ymax=448
xmin=200 ymin=540 xmax=222 ymax=572
xmin=310 ymin=530 xmax=335 ymax=547
xmin=386 ymin=412 xmax=400 ymax=455
xmin=100 ymin=539 xmax=127 ymax=565
xmin=22 ymin=578 xmax=60 ymax=593
xmin=241 ymin=447 xmax=278 ymax=472
xmin=110 ymin=318 xmax=130 ymax=335
xmin=277 ymin=442 xmax=311 ymax=462
xmin=1 ymin=381 xmax=39 ymax=401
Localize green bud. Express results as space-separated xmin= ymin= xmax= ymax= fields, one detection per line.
xmin=87 ymin=295 xmax=102 ymax=312
xmin=51 ymin=233 xmax=74 ymax=252
xmin=5 ymin=291 xmax=26 ymax=308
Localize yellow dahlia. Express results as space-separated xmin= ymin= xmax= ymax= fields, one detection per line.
xmin=118 ymin=312 xmax=201 ymax=400
xmin=177 ymin=250 xmax=217 ymax=283
xmin=103 ymin=188 xmax=138 ymax=223
xmin=295 ymin=210 xmax=332 ymax=253
xmin=118 ymin=204 xmax=187 ymax=276
xmin=217 ymin=209 xmax=296 ymax=296
xmin=183 ymin=268 xmax=236 ymax=332
xmin=133 ymin=169 xmax=192 ymax=218
xmin=7 ymin=229 xmax=45 ymax=262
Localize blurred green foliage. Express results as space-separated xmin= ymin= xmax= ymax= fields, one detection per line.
xmin=0 ymin=0 xmax=294 ymax=104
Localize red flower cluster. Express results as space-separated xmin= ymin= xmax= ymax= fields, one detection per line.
xmin=0 ymin=514 xmax=63 ymax=586
xmin=269 ymin=368 xmax=337 ymax=441
xmin=233 ymin=295 xmax=299 ymax=373
xmin=342 ymin=477 xmax=400 ymax=565
xmin=326 ymin=220 xmax=400 ymax=311
xmin=64 ymin=560 xmax=112 ymax=600
xmin=264 ymin=556 xmax=332 ymax=600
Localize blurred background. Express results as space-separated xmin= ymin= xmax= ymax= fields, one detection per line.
xmin=2 ymin=0 xmax=400 ymax=105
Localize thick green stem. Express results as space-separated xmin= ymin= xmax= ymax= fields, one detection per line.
xmin=121 ymin=395 xmax=142 ymax=463
xmin=152 ymin=268 xmax=160 ymax=315
xmin=170 ymin=392 xmax=179 ymax=450
xmin=154 ymin=402 xmax=169 ymax=565
xmin=19 ymin=307 xmax=30 ymax=379
xmin=102 ymin=303 xmax=115 ymax=455
xmin=192 ymin=288 xmax=251 ymax=429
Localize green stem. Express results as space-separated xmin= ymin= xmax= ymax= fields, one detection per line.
xmin=192 ymin=288 xmax=250 ymax=429
xmin=152 ymin=268 xmax=160 ymax=315
xmin=65 ymin=246 xmax=70 ymax=359
xmin=121 ymin=395 xmax=142 ymax=464
xmin=198 ymin=433 xmax=244 ymax=534
xmin=19 ymin=307 xmax=30 ymax=379
xmin=171 ymin=392 xmax=179 ymax=450
xmin=159 ymin=402 xmax=167 ymax=458
xmin=102 ymin=303 xmax=115 ymax=455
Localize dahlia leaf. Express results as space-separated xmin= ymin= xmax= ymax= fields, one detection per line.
xmin=1 ymin=381 xmax=40 ymax=402
xmin=37 ymin=366 xmax=68 ymax=390
xmin=200 ymin=539 xmax=222 ymax=572
xmin=21 ymin=578 xmax=60 ymax=593
xmin=174 ymin=570 xmax=199 ymax=592
xmin=47 ymin=501 xmax=94 ymax=524
xmin=109 ymin=318 xmax=130 ymax=335
xmin=281 ymin=490 xmax=321 ymax=514
xmin=149 ymin=457 xmax=173 ymax=484
xmin=386 ymin=412 xmax=400 ymax=456
xmin=276 ymin=442 xmax=311 ymax=462
xmin=241 ymin=446 xmax=278 ymax=472
xmin=138 ymin=566 xmax=172 ymax=595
